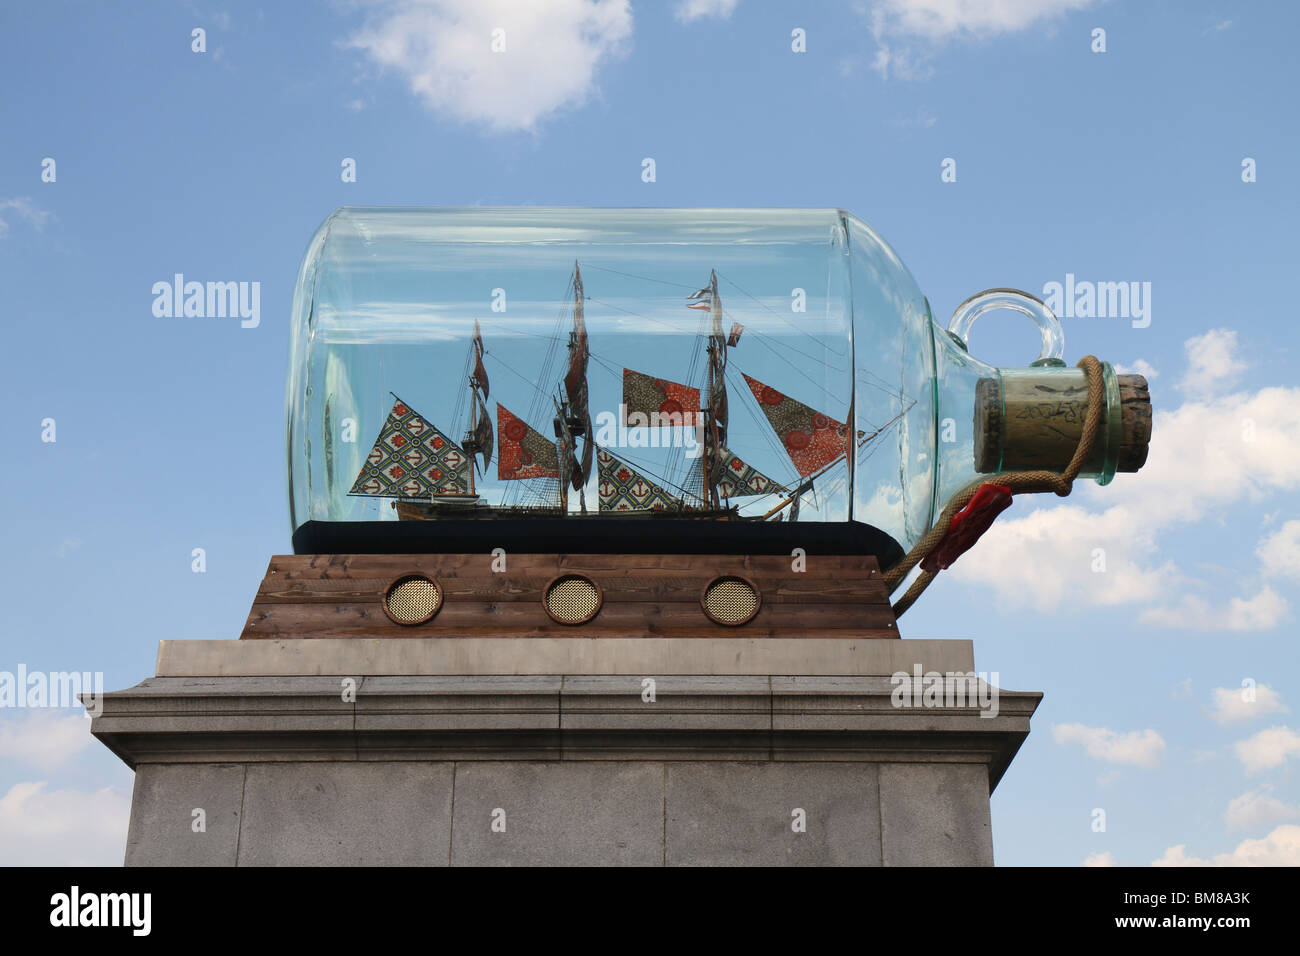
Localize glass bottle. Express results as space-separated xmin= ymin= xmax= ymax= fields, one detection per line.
xmin=286 ymin=207 xmax=1147 ymax=570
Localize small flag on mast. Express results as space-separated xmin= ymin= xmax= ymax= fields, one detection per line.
xmin=686 ymin=286 xmax=713 ymax=310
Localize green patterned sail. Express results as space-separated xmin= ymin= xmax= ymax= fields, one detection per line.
xmin=350 ymin=397 xmax=471 ymax=498
xmin=716 ymin=447 xmax=788 ymax=499
xmin=596 ymin=449 xmax=685 ymax=512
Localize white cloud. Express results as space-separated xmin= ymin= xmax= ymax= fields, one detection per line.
xmin=55 ymin=537 xmax=84 ymax=559
xmin=1122 ymin=386 xmax=1300 ymax=528
xmin=949 ymin=333 xmax=1300 ymax=629
xmin=1209 ymin=684 xmax=1288 ymax=725
xmin=861 ymin=0 xmax=1098 ymax=79
xmin=1114 ymin=358 xmax=1158 ymax=380
xmin=1235 ymin=725 xmax=1300 ymax=774
xmin=869 ymin=42 xmax=934 ymax=82
xmin=1259 ymin=520 xmax=1300 ymax=580
xmin=0 ymin=781 xmax=129 ymax=866
xmin=0 ymin=197 xmax=53 ymax=238
xmin=1082 ymin=850 xmax=1115 ymax=867
xmin=950 ymin=502 xmax=1176 ymax=612
xmin=0 ymin=712 xmax=93 ymax=772
xmin=1225 ymin=790 xmax=1300 ymax=832
xmin=1181 ymin=328 xmax=1247 ymax=395
xmin=347 ymin=0 xmax=633 ymax=132
xmin=674 ymin=0 xmax=738 ymax=23
xmin=1153 ymin=825 xmax=1300 ymax=866
xmin=1139 ymin=587 xmax=1289 ymax=632
xmin=1052 ymin=723 xmax=1166 ymax=768
xmin=867 ymin=0 xmax=1097 ymax=40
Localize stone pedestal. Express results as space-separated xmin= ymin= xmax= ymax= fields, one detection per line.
xmin=89 ymin=638 xmax=1040 ymax=866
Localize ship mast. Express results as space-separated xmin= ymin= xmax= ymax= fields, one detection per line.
xmin=467 ymin=387 xmax=477 ymax=498
xmin=462 ymin=319 xmax=492 ymax=496
xmin=554 ymin=396 xmax=572 ymax=512
xmin=701 ymin=269 xmax=727 ymax=510
xmin=556 ymin=261 xmax=593 ymax=514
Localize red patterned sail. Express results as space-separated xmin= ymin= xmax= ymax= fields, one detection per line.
xmin=622 ymin=369 xmax=702 ymax=428
xmin=742 ymin=373 xmax=849 ymax=477
xmin=497 ymin=404 xmax=560 ymax=481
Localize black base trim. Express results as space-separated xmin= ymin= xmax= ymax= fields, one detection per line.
xmin=291 ymin=518 xmax=905 ymax=566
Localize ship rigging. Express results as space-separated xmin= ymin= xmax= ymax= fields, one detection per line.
xmin=348 ymin=261 xmax=913 ymax=525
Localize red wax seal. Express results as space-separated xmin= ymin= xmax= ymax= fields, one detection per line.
xmin=920 ymin=483 xmax=1013 ymax=573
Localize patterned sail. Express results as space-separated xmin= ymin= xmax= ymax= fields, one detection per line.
xmin=742 ymin=373 xmax=850 ymax=477
xmin=597 ymin=449 xmax=684 ymax=512
xmin=350 ymin=397 xmax=470 ymax=498
xmin=497 ymin=404 xmax=560 ymax=480
xmin=622 ymin=369 xmax=701 ymax=427
xmin=716 ymin=447 xmax=788 ymax=498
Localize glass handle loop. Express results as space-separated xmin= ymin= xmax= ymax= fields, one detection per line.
xmin=947 ymin=288 xmax=1065 ymax=364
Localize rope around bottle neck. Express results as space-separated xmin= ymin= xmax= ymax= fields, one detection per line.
xmin=885 ymin=355 xmax=1106 ymax=618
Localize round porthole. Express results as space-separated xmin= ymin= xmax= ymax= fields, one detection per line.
xmin=701 ymin=575 xmax=761 ymax=626
xmin=382 ymin=574 xmax=443 ymax=626
xmin=543 ymin=574 xmax=602 ymax=625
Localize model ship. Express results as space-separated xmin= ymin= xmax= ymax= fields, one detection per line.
xmin=349 ymin=262 xmax=905 ymax=528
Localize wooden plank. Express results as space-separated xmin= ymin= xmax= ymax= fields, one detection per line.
xmin=249 ymin=575 xmax=890 ymax=606
xmin=242 ymin=600 xmax=895 ymax=634
xmin=240 ymin=624 xmax=896 ymax=640
xmin=266 ymin=553 xmax=882 ymax=580
xmin=237 ymin=552 xmax=898 ymax=641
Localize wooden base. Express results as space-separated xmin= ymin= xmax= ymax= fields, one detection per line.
xmin=240 ymin=553 xmax=898 ymax=641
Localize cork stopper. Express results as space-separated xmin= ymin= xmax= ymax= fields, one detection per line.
xmin=974 ymin=372 xmax=1151 ymax=475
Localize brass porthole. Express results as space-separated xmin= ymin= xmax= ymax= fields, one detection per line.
xmin=701 ymin=575 xmax=761 ymax=626
xmin=382 ymin=573 xmax=443 ymax=626
xmin=543 ymin=574 xmax=602 ymax=625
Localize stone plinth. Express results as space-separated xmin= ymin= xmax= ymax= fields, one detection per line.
xmin=89 ymin=638 xmax=1040 ymax=866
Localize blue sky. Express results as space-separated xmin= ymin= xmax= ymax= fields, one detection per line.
xmin=2 ymin=0 xmax=1298 ymax=866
